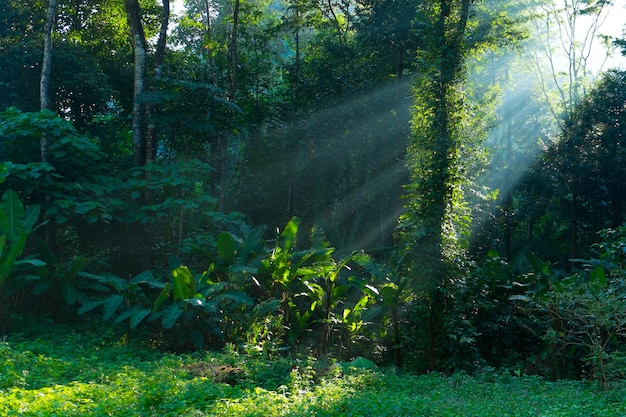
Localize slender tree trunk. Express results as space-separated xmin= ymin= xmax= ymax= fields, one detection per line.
xmin=40 ymin=0 xmax=58 ymax=162
xmin=125 ymin=0 xmax=148 ymax=166
xmin=396 ymin=46 xmax=404 ymax=79
xmin=40 ymin=0 xmax=59 ymax=252
xmin=570 ymin=183 xmax=578 ymax=258
xmin=204 ymin=0 xmax=216 ymax=84
xmin=229 ymin=0 xmax=240 ymax=99
xmin=145 ymin=0 xmax=170 ymax=164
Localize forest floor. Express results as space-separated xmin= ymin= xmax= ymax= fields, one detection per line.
xmin=1 ymin=317 xmax=625 ymax=417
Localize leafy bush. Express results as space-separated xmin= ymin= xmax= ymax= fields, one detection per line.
xmin=536 ymin=226 xmax=626 ymax=388
xmin=2 ymin=319 xmax=626 ymax=416
xmin=0 ymin=190 xmax=43 ymax=332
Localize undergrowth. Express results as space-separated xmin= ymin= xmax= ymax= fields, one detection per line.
xmin=1 ymin=317 xmax=625 ymax=416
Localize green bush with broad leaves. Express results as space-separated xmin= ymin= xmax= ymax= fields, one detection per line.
xmin=2 ymin=318 xmax=626 ymax=417
xmin=256 ymin=217 xmax=380 ymax=357
xmin=536 ymin=226 xmax=626 ymax=388
xmin=0 ymin=190 xmax=44 ymax=331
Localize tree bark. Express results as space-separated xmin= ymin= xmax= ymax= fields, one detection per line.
xmin=40 ymin=0 xmax=59 ymax=252
xmin=124 ymin=0 xmax=148 ymax=166
xmin=145 ymin=0 xmax=170 ymax=164
xmin=204 ymin=0 xmax=216 ymax=84
xmin=40 ymin=0 xmax=58 ymax=163
xmin=229 ymin=0 xmax=240 ymax=99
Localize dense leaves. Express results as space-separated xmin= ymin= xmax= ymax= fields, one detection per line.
xmin=1 ymin=0 xmax=626 ymax=391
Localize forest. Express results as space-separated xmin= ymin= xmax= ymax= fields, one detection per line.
xmin=2 ymin=0 xmax=626 ymax=397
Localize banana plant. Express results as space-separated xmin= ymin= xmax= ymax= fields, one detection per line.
xmin=353 ymin=252 xmax=410 ymax=366
xmin=0 ymin=190 xmax=43 ymax=291
xmin=151 ymin=259 xmax=254 ymax=349
xmin=78 ymin=269 xmax=164 ymax=328
xmin=260 ymin=217 xmax=332 ymax=343
xmin=341 ymin=294 xmax=371 ymax=357
xmin=0 ymin=189 xmax=44 ymax=331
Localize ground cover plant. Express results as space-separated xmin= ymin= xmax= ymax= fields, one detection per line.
xmin=4 ymin=3 xmax=626 ymax=416
xmin=1 ymin=317 xmax=625 ymax=417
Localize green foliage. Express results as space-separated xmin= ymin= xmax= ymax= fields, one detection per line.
xmin=77 ymin=269 xmax=166 ymax=333
xmin=2 ymin=319 xmax=626 ymax=416
xmin=465 ymin=250 xmax=549 ymax=371
xmin=0 ymin=190 xmax=41 ymax=288
xmin=154 ymin=261 xmax=254 ymax=349
xmin=30 ymin=240 xmax=127 ymax=308
xmin=257 ymin=218 xmax=379 ymax=356
xmin=0 ymin=108 xmax=111 ymax=228
xmin=535 ymin=226 xmax=626 ymax=388
xmin=0 ymin=190 xmax=43 ymax=331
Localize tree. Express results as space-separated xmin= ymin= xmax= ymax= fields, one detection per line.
xmin=398 ymin=0 xmax=525 ymax=371
xmin=527 ymin=0 xmax=615 ymax=258
xmin=401 ymin=0 xmax=473 ymax=283
xmin=398 ymin=0 xmax=475 ymax=372
xmin=530 ymin=0 xmax=613 ymax=125
xmin=124 ymin=0 xmax=149 ymax=166
xmin=354 ymin=0 xmax=420 ymax=80
xmin=39 ymin=0 xmax=59 ymax=249
xmin=145 ymin=0 xmax=171 ymax=164
xmin=40 ymin=0 xmax=58 ymax=115
xmin=543 ymin=70 xmax=626 ymax=253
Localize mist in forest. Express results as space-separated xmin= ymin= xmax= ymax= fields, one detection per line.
xmin=238 ymin=79 xmax=413 ymax=253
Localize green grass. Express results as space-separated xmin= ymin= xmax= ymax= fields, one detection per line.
xmin=1 ymin=318 xmax=625 ymax=416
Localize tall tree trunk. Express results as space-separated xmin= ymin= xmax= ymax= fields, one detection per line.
xmin=145 ymin=0 xmax=170 ymax=164
xmin=229 ymin=0 xmax=240 ymax=99
xmin=570 ymin=183 xmax=578 ymax=258
xmin=40 ymin=0 xmax=58 ymax=162
xmin=125 ymin=0 xmax=148 ymax=166
xmin=404 ymin=0 xmax=471 ymax=372
xmin=204 ymin=0 xmax=216 ymax=84
xmin=40 ymin=0 xmax=59 ymax=252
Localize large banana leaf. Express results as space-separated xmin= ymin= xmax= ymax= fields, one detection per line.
xmin=0 ymin=190 xmax=41 ymax=287
xmin=0 ymin=190 xmax=24 ymax=242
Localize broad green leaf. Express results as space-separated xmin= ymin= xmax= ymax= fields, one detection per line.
xmin=129 ymin=308 xmax=152 ymax=328
xmin=590 ymin=265 xmax=607 ymax=288
xmin=103 ymin=294 xmax=124 ymax=320
xmin=78 ymin=299 xmax=106 ymax=315
xmin=153 ymin=283 xmax=171 ymax=311
xmin=172 ymin=265 xmax=195 ymax=300
xmin=279 ymin=217 xmax=300 ymax=252
xmin=237 ymin=226 xmax=266 ymax=261
xmin=186 ymin=297 xmax=204 ymax=307
xmin=217 ymin=232 xmax=236 ymax=262
xmin=22 ymin=204 xmax=41 ymax=233
xmin=380 ymin=283 xmax=400 ymax=307
xmin=331 ymin=285 xmax=350 ymax=301
xmin=228 ymin=264 xmax=258 ymax=275
xmin=161 ymin=303 xmax=184 ymax=329
xmin=130 ymin=270 xmax=154 ymax=284
xmin=60 ymin=282 xmax=79 ymax=305
xmin=64 ymin=256 xmax=87 ymax=280
xmin=214 ymin=291 xmax=254 ymax=306
xmin=0 ymin=190 xmax=24 ymax=242
xmin=32 ymin=280 xmax=54 ymax=295
xmin=36 ymin=238 xmax=59 ymax=266
xmin=115 ymin=306 xmax=151 ymax=328
xmin=14 ymin=258 xmax=46 ymax=267
xmin=0 ymin=232 xmax=28 ymax=281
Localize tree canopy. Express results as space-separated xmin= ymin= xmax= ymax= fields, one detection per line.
xmin=2 ymin=0 xmax=626 ymax=383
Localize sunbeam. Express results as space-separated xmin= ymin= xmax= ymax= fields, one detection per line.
xmin=243 ymin=78 xmax=413 ymax=252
